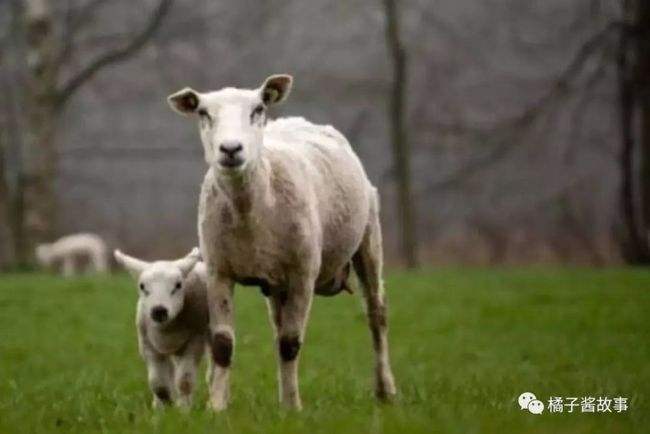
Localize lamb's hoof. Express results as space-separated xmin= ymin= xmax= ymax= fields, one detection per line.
xmin=207 ymin=398 xmax=228 ymax=412
xmin=175 ymin=400 xmax=192 ymax=413
xmin=280 ymin=400 xmax=303 ymax=411
xmin=152 ymin=399 xmax=168 ymax=410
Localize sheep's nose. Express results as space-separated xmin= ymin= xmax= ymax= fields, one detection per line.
xmin=151 ymin=306 xmax=168 ymax=323
xmin=219 ymin=141 xmax=243 ymax=157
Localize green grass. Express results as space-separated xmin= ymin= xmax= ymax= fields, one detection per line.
xmin=1 ymin=268 xmax=649 ymax=433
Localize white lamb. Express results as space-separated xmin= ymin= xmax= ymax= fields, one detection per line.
xmin=114 ymin=248 xmax=208 ymax=409
xmin=35 ymin=233 xmax=108 ymax=276
xmin=167 ymin=74 xmax=396 ymax=410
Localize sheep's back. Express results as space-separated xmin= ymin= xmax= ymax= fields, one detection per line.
xmin=264 ymin=117 xmax=372 ymax=282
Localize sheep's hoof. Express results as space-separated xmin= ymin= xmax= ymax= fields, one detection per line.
xmin=376 ymin=390 xmax=397 ymax=404
xmin=375 ymin=374 xmax=397 ymax=403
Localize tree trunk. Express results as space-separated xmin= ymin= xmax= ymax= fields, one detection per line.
xmin=618 ymin=0 xmax=646 ymax=262
xmin=617 ymin=0 xmax=650 ymax=263
xmin=18 ymin=0 xmax=60 ymax=264
xmin=0 ymin=135 xmax=15 ymax=270
xmin=0 ymin=23 xmax=12 ymax=269
xmin=636 ymin=0 xmax=650 ymax=261
xmin=383 ymin=0 xmax=418 ymax=268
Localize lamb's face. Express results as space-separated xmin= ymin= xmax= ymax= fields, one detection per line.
xmin=138 ymin=264 xmax=185 ymax=325
xmin=113 ymin=248 xmax=200 ymax=326
xmin=167 ymin=75 xmax=293 ymax=176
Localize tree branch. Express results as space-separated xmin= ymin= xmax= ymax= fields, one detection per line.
xmin=425 ymin=21 xmax=621 ymax=193
xmin=56 ymin=0 xmax=173 ymax=106
xmin=56 ymin=0 xmax=112 ymax=67
xmin=512 ymin=21 xmax=622 ymax=127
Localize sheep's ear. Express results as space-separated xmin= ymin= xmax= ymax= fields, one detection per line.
xmin=114 ymin=250 xmax=149 ymax=278
xmin=167 ymin=87 xmax=201 ymax=115
xmin=260 ymin=74 xmax=293 ymax=106
xmin=174 ymin=247 xmax=201 ymax=277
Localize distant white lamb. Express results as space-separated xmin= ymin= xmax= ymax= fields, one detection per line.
xmin=35 ymin=233 xmax=108 ymax=276
xmin=114 ymin=248 xmax=208 ymax=409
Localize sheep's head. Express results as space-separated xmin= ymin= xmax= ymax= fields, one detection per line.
xmin=35 ymin=244 xmax=53 ymax=266
xmin=114 ymin=248 xmax=201 ymax=326
xmin=167 ymin=74 xmax=293 ymax=175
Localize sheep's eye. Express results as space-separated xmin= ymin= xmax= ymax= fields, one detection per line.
xmin=198 ymin=109 xmax=210 ymax=119
xmin=250 ymin=105 xmax=264 ymax=124
xmin=171 ymin=281 xmax=182 ymax=295
xmin=175 ymin=282 xmax=182 ymax=289
xmin=139 ymin=283 xmax=149 ymax=295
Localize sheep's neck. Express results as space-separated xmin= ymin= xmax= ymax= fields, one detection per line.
xmin=216 ymin=158 xmax=270 ymax=216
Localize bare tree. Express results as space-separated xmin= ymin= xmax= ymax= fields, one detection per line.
xmin=383 ymin=0 xmax=418 ymax=268
xmin=0 ymin=0 xmax=20 ymax=269
xmin=615 ymin=0 xmax=650 ymax=263
xmin=8 ymin=0 xmax=173 ymax=266
xmin=0 ymin=124 xmax=13 ymax=270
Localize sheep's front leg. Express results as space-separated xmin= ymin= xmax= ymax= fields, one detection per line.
xmin=172 ymin=337 xmax=204 ymax=410
xmin=267 ymin=276 xmax=315 ymax=410
xmin=207 ymin=275 xmax=235 ymax=411
xmin=145 ymin=352 xmax=174 ymax=408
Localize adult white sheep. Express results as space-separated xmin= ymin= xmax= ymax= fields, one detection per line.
xmin=35 ymin=233 xmax=108 ymax=276
xmin=168 ymin=74 xmax=396 ymax=411
xmin=114 ymin=248 xmax=208 ymax=409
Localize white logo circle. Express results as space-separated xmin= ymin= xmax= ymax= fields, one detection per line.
xmin=518 ymin=392 xmax=537 ymax=410
xmin=527 ymin=399 xmax=544 ymax=414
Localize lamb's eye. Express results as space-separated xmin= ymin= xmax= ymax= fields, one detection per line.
xmin=171 ymin=281 xmax=182 ymax=294
xmin=139 ymin=283 xmax=149 ymax=295
xmin=252 ymin=105 xmax=264 ymax=116
xmin=198 ymin=109 xmax=210 ymax=118
xmin=175 ymin=282 xmax=182 ymax=289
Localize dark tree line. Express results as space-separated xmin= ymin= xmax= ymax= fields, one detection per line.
xmin=2 ymin=0 xmax=648 ymax=268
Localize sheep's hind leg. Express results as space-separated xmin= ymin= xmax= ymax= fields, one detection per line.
xmin=352 ymin=200 xmax=396 ymax=401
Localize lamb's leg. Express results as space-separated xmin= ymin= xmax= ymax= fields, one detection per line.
xmin=172 ymin=337 xmax=203 ymax=410
xmin=89 ymin=251 xmax=100 ymax=274
xmin=62 ymin=256 xmax=74 ymax=277
xmin=145 ymin=353 xmax=174 ymax=408
xmin=86 ymin=253 xmax=96 ymax=274
xmin=94 ymin=248 xmax=108 ymax=273
xmin=207 ymin=275 xmax=235 ymax=411
xmin=267 ymin=276 xmax=314 ymax=410
xmin=352 ymin=200 xmax=396 ymax=401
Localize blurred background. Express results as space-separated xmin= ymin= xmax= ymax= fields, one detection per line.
xmin=0 ymin=0 xmax=646 ymax=269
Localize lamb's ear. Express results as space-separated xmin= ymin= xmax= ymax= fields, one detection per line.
xmin=167 ymin=87 xmax=201 ymax=115
xmin=260 ymin=74 xmax=293 ymax=106
xmin=114 ymin=250 xmax=149 ymax=279
xmin=174 ymin=247 xmax=201 ymax=277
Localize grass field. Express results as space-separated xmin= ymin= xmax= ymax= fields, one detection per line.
xmin=1 ymin=268 xmax=649 ymax=433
